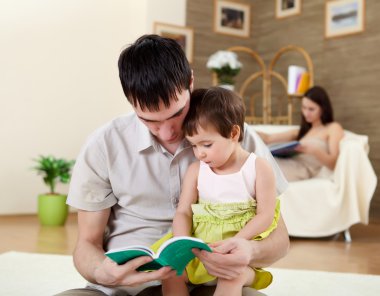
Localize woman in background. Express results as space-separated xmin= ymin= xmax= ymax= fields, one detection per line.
xmin=258 ymin=86 xmax=344 ymax=181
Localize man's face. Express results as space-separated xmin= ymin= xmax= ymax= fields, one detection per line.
xmin=134 ymin=89 xmax=191 ymax=146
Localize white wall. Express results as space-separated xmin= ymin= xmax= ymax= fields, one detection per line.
xmin=146 ymin=0 xmax=187 ymax=28
xmin=0 ymin=0 xmax=187 ymax=214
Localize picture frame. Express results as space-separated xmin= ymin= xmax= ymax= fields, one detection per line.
xmin=276 ymin=0 xmax=302 ymax=19
xmin=214 ymin=0 xmax=250 ymax=38
xmin=154 ymin=22 xmax=194 ymax=63
xmin=325 ymin=0 xmax=365 ymax=39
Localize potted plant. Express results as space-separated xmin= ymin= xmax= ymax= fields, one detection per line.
xmin=206 ymin=50 xmax=242 ymax=89
xmin=32 ymin=155 xmax=75 ymax=226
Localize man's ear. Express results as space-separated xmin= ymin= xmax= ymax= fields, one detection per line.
xmin=231 ymin=125 xmax=240 ymax=141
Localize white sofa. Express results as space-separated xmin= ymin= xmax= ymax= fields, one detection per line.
xmin=250 ymin=125 xmax=377 ymax=241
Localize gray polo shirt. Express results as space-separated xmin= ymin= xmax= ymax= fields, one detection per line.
xmin=67 ymin=113 xmax=287 ymax=251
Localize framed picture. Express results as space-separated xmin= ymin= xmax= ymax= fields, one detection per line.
xmin=325 ymin=0 xmax=365 ymax=39
xmin=214 ymin=0 xmax=250 ymax=38
xmin=276 ymin=0 xmax=302 ymax=19
xmin=154 ymin=22 xmax=194 ymax=63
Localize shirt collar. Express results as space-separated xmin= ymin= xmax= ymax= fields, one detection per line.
xmin=135 ymin=114 xmax=193 ymax=154
xmin=135 ymin=114 xmax=155 ymax=152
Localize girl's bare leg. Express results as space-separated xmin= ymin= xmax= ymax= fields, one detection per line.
xmin=213 ymin=267 xmax=255 ymax=296
xmin=162 ymin=273 xmax=189 ymax=296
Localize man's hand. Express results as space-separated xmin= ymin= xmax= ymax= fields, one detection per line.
xmin=94 ymin=256 xmax=176 ymax=287
xmin=192 ymin=237 xmax=253 ymax=280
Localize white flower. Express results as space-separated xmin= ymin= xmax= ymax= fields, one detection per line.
xmin=206 ymin=50 xmax=242 ymax=70
xmin=206 ymin=50 xmax=242 ymax=85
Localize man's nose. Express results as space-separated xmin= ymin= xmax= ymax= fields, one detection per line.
xmin=158 ymin=121 xmax=174 ymax=139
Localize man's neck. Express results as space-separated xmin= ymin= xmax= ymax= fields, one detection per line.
xmin=158 ymin=139 xmax=182 ymax=155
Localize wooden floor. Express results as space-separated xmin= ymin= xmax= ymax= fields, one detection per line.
xmin=1 ymin=214 xmax=379 ymax=275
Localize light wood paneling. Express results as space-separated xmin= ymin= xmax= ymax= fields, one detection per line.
xmin=187 ymin=0 xmax=380 ymax=220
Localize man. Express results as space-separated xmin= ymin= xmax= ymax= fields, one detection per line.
xmin=57 ymin=34 xmax=289 ymax=296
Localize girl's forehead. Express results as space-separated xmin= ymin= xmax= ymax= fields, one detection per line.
xmin=186 ymin=125 xmax=220 ymax=141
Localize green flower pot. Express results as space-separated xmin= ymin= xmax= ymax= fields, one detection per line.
xmin=38 ymin=194 xmax=68 ymax=226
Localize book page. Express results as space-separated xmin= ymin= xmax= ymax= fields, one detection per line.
xmin=154 ymin=236 xmax=211 ymax=275
xmin=155 ymin=236 xmax=207 ymax=257
xmin=105 ymin=245 xmax=154 ymax=256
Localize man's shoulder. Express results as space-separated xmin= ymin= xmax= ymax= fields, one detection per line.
xmin=93 ymin=113 xmax=138 ymax=137
xmin=106 ymin=112 xmax=137 ymax=130
xmin=83 ymin=113 xmax=139 ymax=148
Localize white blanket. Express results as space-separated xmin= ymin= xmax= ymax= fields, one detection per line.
xmin=1 ymin=252 xmax=379 ymax=296
xmin=251 ymin=125 xmax=377 ymax=237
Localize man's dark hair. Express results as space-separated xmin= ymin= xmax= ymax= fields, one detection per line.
xmin=118 ymin=34 xmax=192 ymax=111
xmin=183 ymin=87 xmax=245 ymax=141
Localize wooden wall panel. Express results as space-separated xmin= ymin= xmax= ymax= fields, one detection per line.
xmin=187 ymin=0 xmax=380 ymax=220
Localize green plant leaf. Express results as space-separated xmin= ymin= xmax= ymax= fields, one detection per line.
xmin=31 ymin=155 xmax=75 ymax=194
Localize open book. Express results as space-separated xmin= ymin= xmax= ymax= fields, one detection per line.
xmin=105 ymin=236 xmax=212 ymax=275
xmin=269 ymin=141 xmax=300 ymax=158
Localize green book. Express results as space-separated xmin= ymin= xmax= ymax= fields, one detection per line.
xmin=105 ymin=236 xmax=212 ymax=275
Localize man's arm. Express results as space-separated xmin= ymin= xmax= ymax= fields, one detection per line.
xmin=248 ymin=216 xmax=289 ymax=267
xmin=192 ymin=216 xmax=289 ymax=280
xmin=73 ymin=209 xmax=176 ymax=286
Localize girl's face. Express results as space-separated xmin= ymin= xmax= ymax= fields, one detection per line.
xmin=301 ymin=97 xmax=322 ymax=124
xmin=186 ymin=124 xmax=238 ymax=170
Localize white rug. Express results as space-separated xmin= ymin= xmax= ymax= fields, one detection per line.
xmin=0 ymin=251 xmax=379 ymax=296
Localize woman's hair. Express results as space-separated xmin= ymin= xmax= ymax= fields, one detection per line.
xmin=183 ymin=87 xmax=245 ymax=141
xmin=297 ymin=86 xmax=334 ymax=140
xmin=118 ymin=34 xmax=192 ymax=111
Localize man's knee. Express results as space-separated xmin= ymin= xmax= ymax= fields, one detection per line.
xmin=189 ymin=285 xmax=266 ymax=296
xmin=54 ymin=288 xmax=107 ymax=296
xmin=190 ymin=285 xmax=215 ymax=296
xmin=242 ymin=287 xmax=267 ymax=296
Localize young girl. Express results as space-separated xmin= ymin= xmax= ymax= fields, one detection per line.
xmin=161 ymin=87 xmax=280 ymax=296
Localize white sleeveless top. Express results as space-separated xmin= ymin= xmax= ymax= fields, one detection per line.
xmin=197 ymin=153 xmax=257 ymax=203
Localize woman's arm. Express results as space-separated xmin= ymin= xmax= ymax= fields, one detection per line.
xmin=257 ymin=128 xmax=299 ymax=145
xmin=235 ymin=157 xmax=276 ymax=240
xmin=172 ymin=162 xmax=199 ymax=237
xmin=298 ymin=122 xmax=344 ymax=170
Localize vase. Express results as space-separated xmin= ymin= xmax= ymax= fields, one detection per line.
xmin=218 ymin=84 xmax=235 ymax=91
xmin=38 ymin=194 xmax=68 ymax=226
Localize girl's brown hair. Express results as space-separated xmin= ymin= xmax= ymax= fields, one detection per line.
xmin=183 ymin=87 xmax=246 ymax=141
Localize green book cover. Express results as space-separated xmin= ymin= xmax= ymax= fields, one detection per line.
xmin=105 ymin=236 xmax=212 ymax=275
